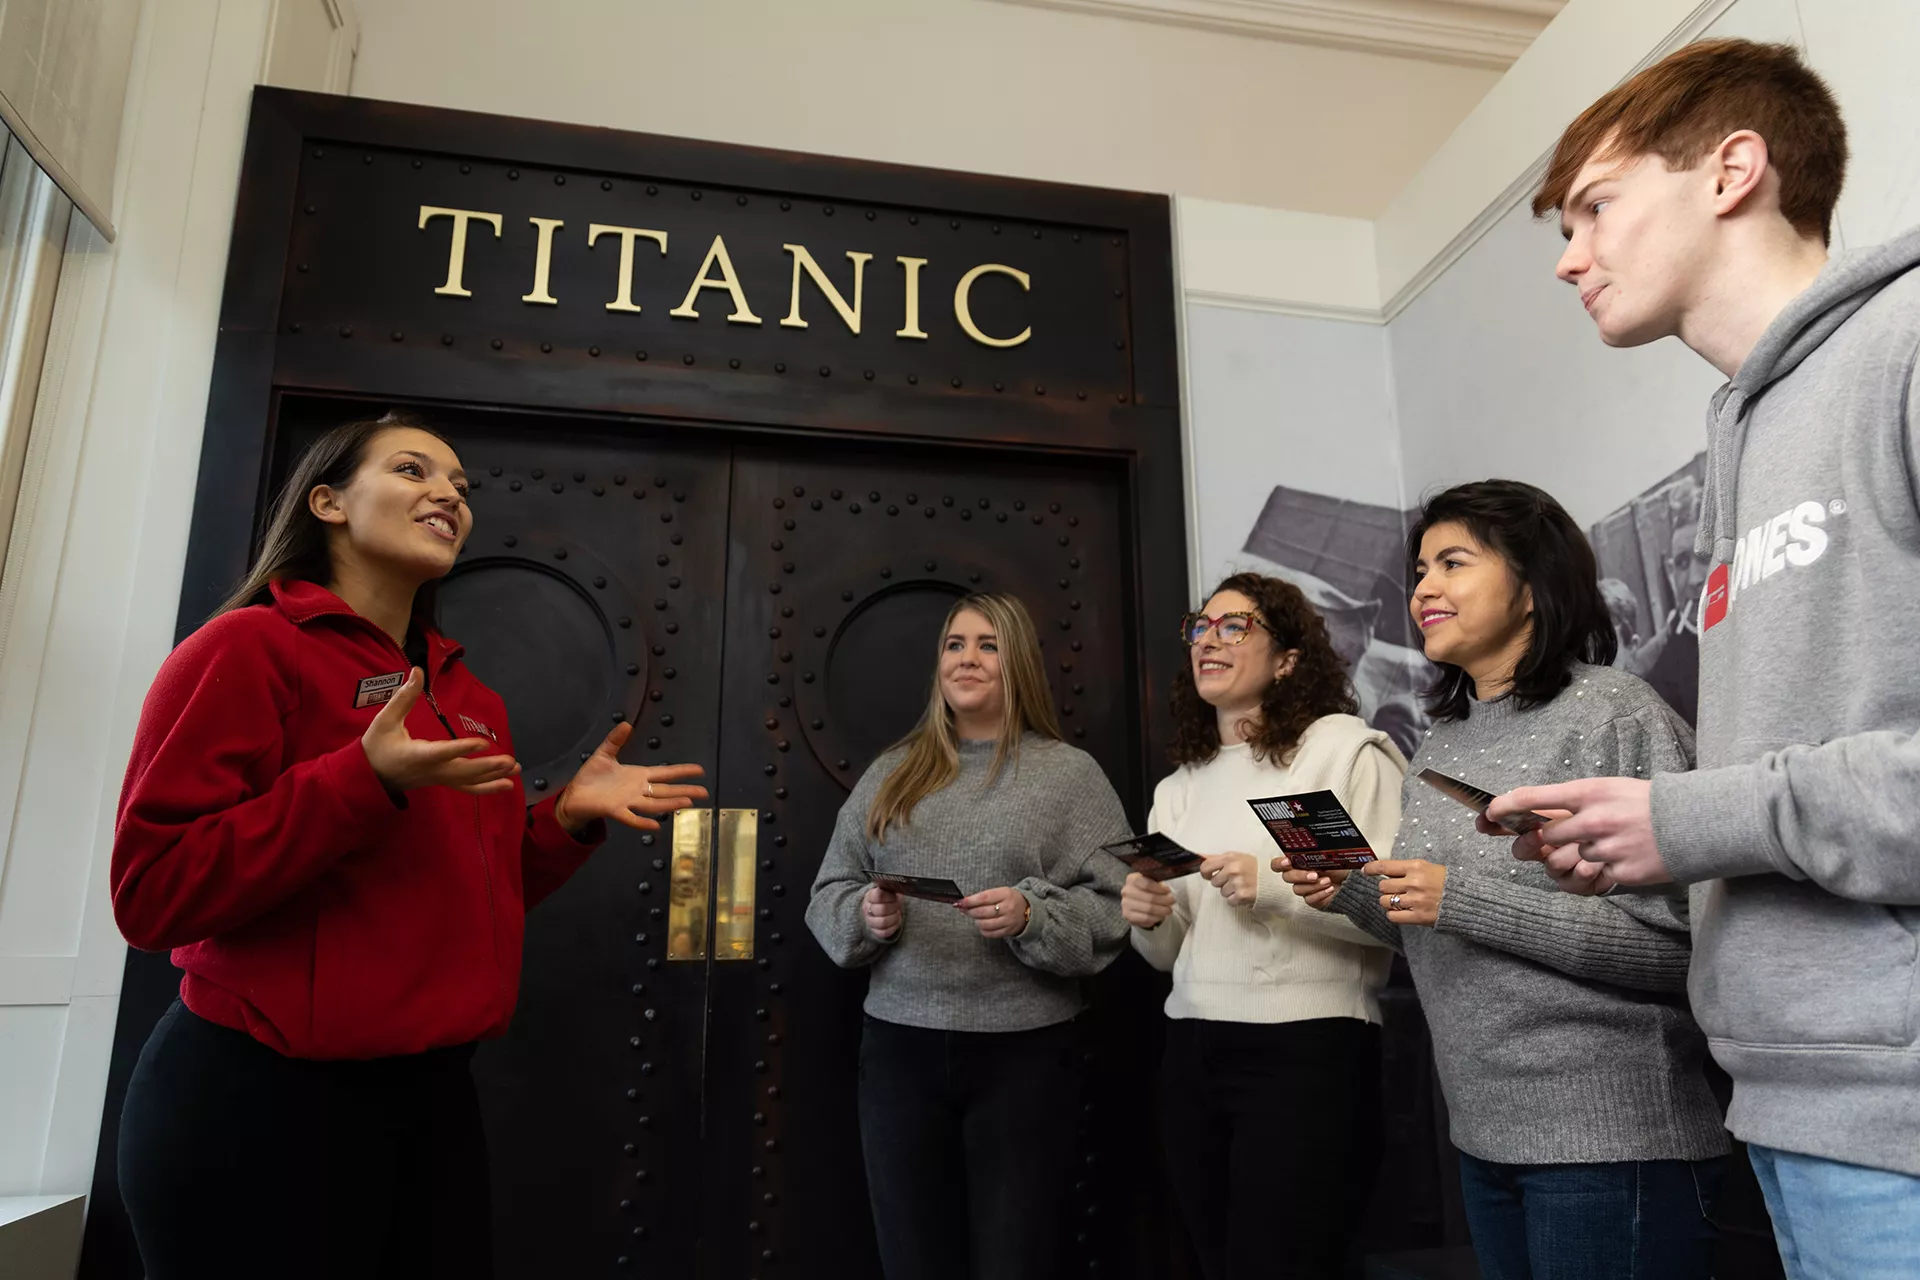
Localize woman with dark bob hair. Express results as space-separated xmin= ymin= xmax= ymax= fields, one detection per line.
xmin=1283 ymin=481 xmax=1727 ymax=1280
xmin=111 ymin=413 xmax=707 ymax=1278
xmin=1120 ymin=572 xmax=1406 ymax=1279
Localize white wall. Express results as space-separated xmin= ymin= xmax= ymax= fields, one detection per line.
xmin=1183 ymin=303 xmax=1398 ymax=584
xmin=1385 ymin=203 xmax=1719 ymax=523
xmin=1386 ymin=0 xmax=1913 ymax=523
xmin=1180 ymin=0 xmax=1920 ymax=321
xmin=349 ymin=0 xmax=1500 ymax=219
xmin=1372 ymin=0 xmax=1741 ymax=313
xmin=1177 ymin=197 xmax=1380 ymax=321
xmin=0 ymin=0 xmax=354 ymax=1206
xmin=1803 ymin=0 xmax=1920 ymax=250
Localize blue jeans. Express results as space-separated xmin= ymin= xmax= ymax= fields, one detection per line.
xmin=1458 ymin=1152 xmax=1722 ymax=1280
xmin=1748 ymin=1143 xmax=1920 ymax=1280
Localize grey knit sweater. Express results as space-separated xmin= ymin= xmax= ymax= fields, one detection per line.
xmin=806 ymin=734 xmax=1132 ymax=1033
xmin=1331 ymin=664 xmax=1729 ymax=1165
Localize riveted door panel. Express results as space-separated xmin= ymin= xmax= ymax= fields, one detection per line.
xmin=451 ymin=426 xmax=728 ymax=1280
xmin=363 ymin=406 xmax=732 ymax=1280
xmin=257 ymin=398 xmax=734 ymax=1275
xmin=699 ymin=442 xmax=1148 ymax=1278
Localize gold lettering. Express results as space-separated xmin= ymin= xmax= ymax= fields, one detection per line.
xmin=895 ymin=256 xmax=929 ymax=340
xmin=419 ymin=205 xmax=504 ymax=298
xmin=954 ymin=263 xmax=1031 ymax=348
xmin=669 ymin=235 xmax=763 ymax=325
xmin=589 ymin=224 xmax=669 ymax=313
xmin=522 ymin=217 xmax=565 ymax=306
xmin=780 ymin=245 xmax=873 ymax=334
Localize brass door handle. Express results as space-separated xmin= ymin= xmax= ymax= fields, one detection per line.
xmin=667 ymin=807 xmax=759 ymax=961
xmin=667 ymin=808 xmax=712 ymax=961
xmin=714 ymin=808 xmax=759 ymax=961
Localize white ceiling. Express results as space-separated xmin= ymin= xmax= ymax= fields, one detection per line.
xmin=986 ymin=0 xmax=1568 ymax=68
xmin=353 ymin=0 xmax=1507 ymax=218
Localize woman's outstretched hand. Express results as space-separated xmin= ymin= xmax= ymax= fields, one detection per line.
xmin=554 ymin=722 xmax=708 ymax=836
xmin=362 ymin=669 xmax=520 ymax=795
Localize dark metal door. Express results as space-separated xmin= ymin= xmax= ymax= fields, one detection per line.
xmin=696 ymin=441 xmax=1154 ymax=1279
xmin=429 ymin=419 xmax=732 ymax=1279
xmin=214 ymin=406 xmax=1165 ymax=1280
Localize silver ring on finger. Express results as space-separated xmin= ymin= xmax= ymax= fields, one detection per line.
xmin=645 ymin=782 xmax=655 ymax=798
xmin=1389 ymin=894 xmax=1403 ymax=910
xmin=993 ymin=903 xmax=1002 ymax=915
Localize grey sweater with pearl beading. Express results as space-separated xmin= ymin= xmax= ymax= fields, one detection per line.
xmin=806 ymin=734 xmax=1133 ymax=1033
xmin=1330 ymin=663 xmax=1728 ymax=1165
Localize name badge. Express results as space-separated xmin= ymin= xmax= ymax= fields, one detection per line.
xmin=353 ymin=671 xmax=408 ymax=709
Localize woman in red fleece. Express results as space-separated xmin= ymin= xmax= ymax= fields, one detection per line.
xmin=112 ymin=413 xmax=706 ymax=1279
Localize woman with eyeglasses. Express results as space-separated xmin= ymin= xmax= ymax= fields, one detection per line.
xmin=806 ymin=592 xmax=1131 ymax=1280
xmin=1120 ymin=572 xmax=1406 ymax=1280
xmin=1282 ymin=482 xmax=1727 ymax=1280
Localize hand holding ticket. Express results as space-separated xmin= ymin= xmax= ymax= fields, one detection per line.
xmin=1099 ymin=831 xmax=1206 ymax=881
xmin=1417 ymin=769 xmax=1549 ymax=835
xmin=867 ymin=871 xmax=966 ymax=904
xmin=1245 ymin=791 xmax=1376 ymax=871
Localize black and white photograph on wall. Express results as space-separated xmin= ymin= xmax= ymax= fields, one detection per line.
xmin=1236 ymin=456 xmax=1711 ymax=756
xmin=1588 ymin=453 xmax=1709 ymax=727
xmin=1239 ymin=486 xmax=1433 ymax=759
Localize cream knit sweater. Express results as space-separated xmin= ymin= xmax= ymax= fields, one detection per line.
xmin=1130 ymin=714 xmax=1407 ymax=1026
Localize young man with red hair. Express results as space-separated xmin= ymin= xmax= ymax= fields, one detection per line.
xmin=1489 ymin=38 xmax=1920 ymax=1278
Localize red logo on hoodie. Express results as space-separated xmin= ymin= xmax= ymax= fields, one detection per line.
xmin=1702 ymin=564 xmax=1729 ymax=631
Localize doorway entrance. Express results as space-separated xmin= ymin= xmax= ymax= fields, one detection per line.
xmin=80 ymin=86 xmax=1191 ymax=1279
xmin=281 ymin=398 xmax=1142 ymax=1276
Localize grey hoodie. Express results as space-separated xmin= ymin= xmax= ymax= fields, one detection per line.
xmin=1650 ymin=225 xmax=1920 ymax=1178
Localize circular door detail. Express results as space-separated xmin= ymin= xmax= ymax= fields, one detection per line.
xmin=773 ymin=485 xmax=1094 ymax=790
xmin=788 ymin=567 xmax=1001 ymax=788
xmin=815 ymin=581 xmax=967 ymax=773
xmin=437 ymin=546 xmax=650 ymax=785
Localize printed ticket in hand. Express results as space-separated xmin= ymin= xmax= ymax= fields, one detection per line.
xmin=867 ymin=871 xmax=966 ymax=904
xmin=1098 ymin=831 xmax=1207 ymax=881
xmin=1245 ymin=791 xmax=1376 ymax=871
xmin=1416 ymin=769 xmax=1549 ymax=835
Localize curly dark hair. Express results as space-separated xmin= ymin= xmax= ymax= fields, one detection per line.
xmin=1169 ymin=572 xmax=1359 ymax=768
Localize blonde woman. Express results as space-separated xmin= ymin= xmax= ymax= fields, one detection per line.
xmin=806 ymin=592 xmax=1131 ymax=1280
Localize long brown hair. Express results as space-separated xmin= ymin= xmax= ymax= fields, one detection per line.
xmin=1169 ymin=572 xmax=1357 ymax=768
xmin=866 ymin=592 xmax=1061 ymax=840
xmin=213 ymin=411 xmax=453 ymax=622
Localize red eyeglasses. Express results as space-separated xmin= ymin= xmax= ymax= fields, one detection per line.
xmin=1179 ymin=612 xmax=1273 ymax=646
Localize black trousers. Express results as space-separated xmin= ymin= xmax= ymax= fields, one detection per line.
xmin=118 ymin=1001 xmax=492 ymax=1280
xmin=1161 ymin=1016 xmax=1384 ymax=1280
xmin=857 ymin=1015 xmax=1085 ymax=1280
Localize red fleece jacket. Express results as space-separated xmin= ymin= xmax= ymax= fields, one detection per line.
xmin=112 ymin=580 xmax=603 ymax=1060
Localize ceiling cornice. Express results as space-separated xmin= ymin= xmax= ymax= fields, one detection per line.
xmin=987 ymin=0 xmax=1567 ymax=69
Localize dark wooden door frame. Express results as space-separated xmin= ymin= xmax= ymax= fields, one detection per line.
xmin=84 ymin=86 xmax=1191 ymax=1278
